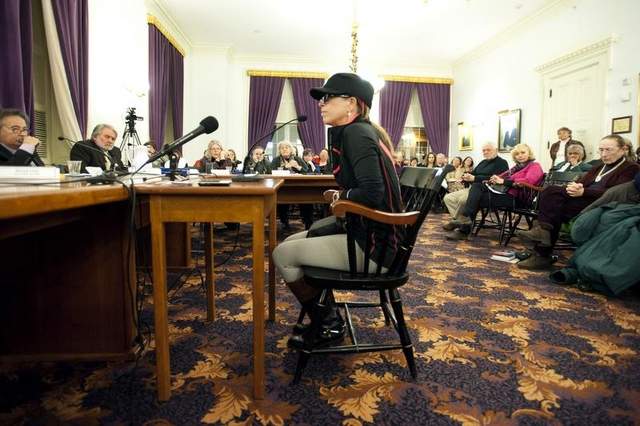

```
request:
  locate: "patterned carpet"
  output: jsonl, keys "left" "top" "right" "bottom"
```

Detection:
{"left": 2, "top": 213, "right": 640, "bottom": 425}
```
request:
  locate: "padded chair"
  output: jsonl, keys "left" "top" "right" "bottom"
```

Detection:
{"left": 291, "top": 166, "right": 442, "bottom": 383}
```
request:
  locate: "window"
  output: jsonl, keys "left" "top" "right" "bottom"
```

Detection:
{"left": 264, "top": 80, "right": 303, "bottom": 161}
{"left": 395, "top": 89, "right": 431, "bottom": 161}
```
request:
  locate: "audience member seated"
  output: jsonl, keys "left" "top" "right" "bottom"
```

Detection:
{"left": 462, "top": 156, "right": 474, "bottom": 174}
{"left": 70, "top": 124, "right": 126, "bottom": 173}
{"left": 445, "top": 156, "right": 465, "bottom": 193}
{"left": 0, "top": 108, "right": 43, "bottom": 166}
{"left": 420, "top": 152, "right": 436, "bottom": 168}
{"left": 517, "top": 134, "right": 640, "bottom": 269}
{"left": 225, "top": 148, "right": 242, "bottom": 171}
{"left": 272, "top": 140, "right": 309, "bottom": 229}
{"left": 623, "top": 138, "right": 636, "bottom": 163}
{"left": 302, "top": 148, "right": 319, "bottom": 174}
{"left": 144, "top": 141, "right": 165, "bottom": 168}
{"left": 394, "top": 151, "right": 405, "bottom": 175}
{"left": 409, "top": 157, "right": 419, "bottom": 167}
{"left": 549, "top": 126, "right": 584, "bottom": 168}
{"left": 549, "top": 200, "right": 640, "bottom": 295}
{"left": 446, "top": 143, "right": 543, "bottom": 240}
{"left": 550, "top": 143, "right": 592, "bottom": 173}
{"left": 317, "top": 148, "right": 331, "bottom": 174}
{"left": 435, "top": 153, "right": 448, "bottom": 168}
{"left": 246, "top": 147, "right": 272, "bottom": 174}
{"left": 194, "top": 140, "right": 231, "bottom": 172}
{"left": 443, "top": 143, "right": 509, "bottom": 231}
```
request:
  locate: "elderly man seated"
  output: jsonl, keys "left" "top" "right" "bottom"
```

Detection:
{"left": 517, "top": 134, "right": 640, "bottom": 269}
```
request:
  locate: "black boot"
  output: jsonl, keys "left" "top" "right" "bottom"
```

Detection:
{"left": 288, "top": 292, "right": 345, "bottom": 349}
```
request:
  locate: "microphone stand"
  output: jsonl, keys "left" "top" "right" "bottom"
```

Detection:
{"left": 233, "top": 116, "right": 304, "bottom": 182}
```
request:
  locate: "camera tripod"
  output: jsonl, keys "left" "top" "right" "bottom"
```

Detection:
{"left": 119, "top": 107, "right": 143, "bottom": 166}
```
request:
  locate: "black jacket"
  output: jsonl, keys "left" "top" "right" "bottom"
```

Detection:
{"left": 471, "top": 156, "right": 509, "bottom": 182}
{"left": 270, "top": 155, "right": 309, "bottom": 173}
{"left": 69, "top": 140, "right": 126, "bottom": 173}
{"left": 247, "top": 159, "right": 272, "bottom": 174}
{"left": 0, "top": 144, "right": 45, "bottom": 166}
{"left": 329, "top": 118, "right": 404, "bottom": 267}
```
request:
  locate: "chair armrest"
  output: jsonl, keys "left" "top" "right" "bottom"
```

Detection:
{"left": 331, "top": 200, "right": 419, "bottom": 225}
{"left": 514, "top": 182, "right": 544, "bottom": 192}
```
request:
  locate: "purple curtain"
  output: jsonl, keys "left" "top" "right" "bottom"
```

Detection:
{"left": 149, "top": 25, "right": 183, "bottom": 150}
{"left": 380, "top": 81, "right": 413, "bottom": 148}
{"left": 0, "top": 0, "right": 34, "bottom": 131}
{"left": 169, "top": 49, "right": 183, "bottom": 140}
{"left": 416, "top": 83, "right": 451, "bottom": 155}
{"left": 290, "top": 77, "right": 325, "bottom": 154}
{"left": 247, "top": 76, "right": 285, "bottom": 150}
{"left": 51, "top": 0, "right": 88, "bottom": 139}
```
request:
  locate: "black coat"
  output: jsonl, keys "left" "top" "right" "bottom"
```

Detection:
{"left": 0, "top": 144, "right": 45, "bottom": 166}
{"left": 69, "top": 140, "right": 126, "bottom": 173}
{"left": 270, "top": 155, "right": 309, "bottom": 173}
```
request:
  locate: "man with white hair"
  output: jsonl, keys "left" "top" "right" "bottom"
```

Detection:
{"left": 70, "top": 123, "right": 126, "bottom": 173}
{"left": 442, "top": 143, "right": 508, "bottom": 230}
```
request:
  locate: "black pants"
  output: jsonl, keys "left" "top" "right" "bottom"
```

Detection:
{"left": 278, "top": 204, "right": 315, "bottom": 229}
{"left": 462, "top": 182, "right": 516, "bottom": 219}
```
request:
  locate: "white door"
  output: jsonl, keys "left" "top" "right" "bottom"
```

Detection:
{"left": 540, "top": 52, "right": 607, "bottom": 170}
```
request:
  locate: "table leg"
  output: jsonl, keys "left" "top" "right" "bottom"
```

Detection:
{"left": 252, "top": 206, "right": 265, "bottom": 399}
{"left": 268, "top": 197, "right": 277, "bottom": 322}
{"left": 150, "top": 200, "right": 171, "bottom": 401}
{"left": 204, "top": 223, "right": 215, "bottom": 321}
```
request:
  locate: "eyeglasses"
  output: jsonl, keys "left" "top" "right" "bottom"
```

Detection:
{"left": 2, "top": 125, "right": 29, "bottom": 134}
{"left": 319, "top": 94, "right": 351, "bottom": 104}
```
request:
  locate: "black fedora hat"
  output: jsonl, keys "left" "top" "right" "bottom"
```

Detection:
{"left": 310, "top": 73, "right": 374, "bottom": 108}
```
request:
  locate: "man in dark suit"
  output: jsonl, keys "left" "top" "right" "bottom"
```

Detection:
{"left": 70, "top": 124, "right": 126, "bottom": 173}
{"left": 0, "top": 108, "right": 44, "bottom": 166}
{"left": 503, "top": 128, "right": 517, "bottom": 149}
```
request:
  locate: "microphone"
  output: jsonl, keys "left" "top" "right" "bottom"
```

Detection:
{"left": 146, "top": 116, "right": 218, "bottom": 165}
{"left": 58, "top": 135, "right": 116, "bottom": 170}
{"left": 235, "top": 115, "right": 307, "bottom": 181}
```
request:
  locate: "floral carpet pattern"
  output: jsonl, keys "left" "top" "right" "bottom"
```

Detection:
{"left": 2, "top": 214, "right": 640, "bottom": 425}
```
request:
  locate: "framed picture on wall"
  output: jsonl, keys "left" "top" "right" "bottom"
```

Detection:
{"left": 458, "top": 122, "right": 473, "bottom": 151}
{"left": 497, "top": 109, "right": 521, "bottom": 152}
{"left": 611, "top": 116, "right": 632, "bottom": 134}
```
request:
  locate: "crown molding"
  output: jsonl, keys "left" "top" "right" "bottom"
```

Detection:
{"left": 246, "top": 70, "right": 328, "bottom": 79}
{"left": 453, "top": 0, "right": 567, "bottom": 67}
{"left": 147, "top": 0, "right": 192, "bottom": 51}
{"left": 382, "top": 75, "right": 453, "bottom": 85}
{"left": 535, "top": 36, "right": 615, "bottom": 73}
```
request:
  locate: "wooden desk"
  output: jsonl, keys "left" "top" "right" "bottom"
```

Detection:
{"left": 0, "top": 183, "right": 135, "bottom": 361}
{"left": 270, "top": 174, "right": 338, "bottom": 204}
{"left": 135, "top": 179, "right": 282, "bottom": 401}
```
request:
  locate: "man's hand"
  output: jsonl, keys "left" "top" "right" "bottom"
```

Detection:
{"left": 566, "top": 182, "right": 584, "bottom": 197}
{"left": 461, "top": 173, "right": 475, "bottom": 182}
{"left": 489, "top": 175, "right": 504, "bottom": 185}
{"left": 21, "top": 136, "right": 40, "bottom": 147}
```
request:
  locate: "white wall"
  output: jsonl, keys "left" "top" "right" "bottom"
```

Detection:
{"left": 450, "top": 0, "right": 640, "bottom": 165}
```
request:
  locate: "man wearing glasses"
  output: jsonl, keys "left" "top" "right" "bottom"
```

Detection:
{"left": 0, "top": 108, "right": 44, "bottom": 166}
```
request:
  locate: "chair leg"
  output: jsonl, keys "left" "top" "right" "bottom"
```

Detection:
{"left": 379, "top": 290, "right": 391, "bottom": 325}
{"left": 292, "top": 350, "right": 311, "bottom": 384}
{"left": 389, "top": 289, "right": 417, "bottom": 379}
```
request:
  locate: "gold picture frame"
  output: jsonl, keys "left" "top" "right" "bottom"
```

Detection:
{"left": 458, "top": 122, "right": 473, "bottom": 151}
{"left": 611, "top": 115, "right": 632, "bottom": 134}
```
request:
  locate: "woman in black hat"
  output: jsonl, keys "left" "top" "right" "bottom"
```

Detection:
{"left": 272, "top": 73, "right": 403, "bottom": 348}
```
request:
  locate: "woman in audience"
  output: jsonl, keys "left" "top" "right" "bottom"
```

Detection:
{"left": 517, "top": 134, "right": 640, "bottom": 269}
{"left": 194, "top": 140, "right": 231, "bottom": 172}
{"left": 302, "top": 148, "right": 319, "bottom": 174}
{"left": 445, "top": 156, "right": 465, "bottom": 193}
{"left": 421, "top": 152, "right": 436, "bottom": 168}
{"left": 317, "top": 148, "right": 331, "bottom": 174}
{"left": 623, "top": 138, "right": 637, "bottom": 162}
{"left": 446, "top": 143, "right": 544, "bottom": 240}
{"left": 248, "top": 147, "right": 271, "bottom": 174}
{"left": 394, "top": 151, "right": 405, "bottom": 175}
{"left": 273, "top": 73, "right": 403, "bottom": 348}
{"left": 225, "top": 149, "right": 242, "bottom": 171}
{"left": 271, "top": 140, "right": 307, "bottom": 173}
{"left": 462, "top": 156, "right": 474, "bottom": 173}
{"left": 409, "top": 157, "right": 419, "bottom": 167}
{"left": 550, "top": 144, "right": 592, "bottom": 172}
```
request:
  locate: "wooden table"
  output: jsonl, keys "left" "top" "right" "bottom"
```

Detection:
{"left": 0, "top": 182, "right": 135, "bottom": 361}
{"left": 270, "top": 174, "right": 338, "bottom": 204}
{"left": 135, "top": 179, "right": 282, "bottom": 401}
